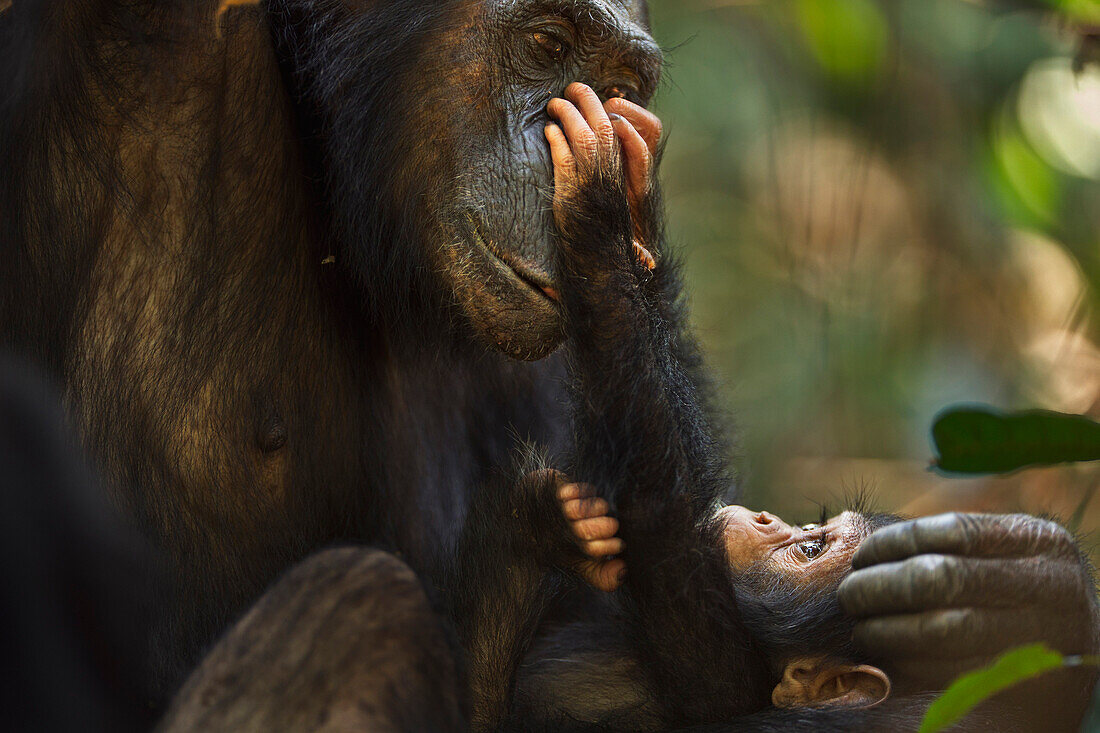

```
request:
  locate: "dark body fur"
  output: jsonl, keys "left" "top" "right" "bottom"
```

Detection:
{"left": 0, "top": 0, "right": 818, "bottom": 725}
{"left": 0, "top": 1, "right": 955, "bottom": 729}
{"left": 436, "top": 101, "right": 926, "bottom": 731}
{"left": 0, "top": 1, "right": 1062, "bottom": 731}
{"left": 0, "top": 0, "right": 571, "bottom": 691}
{"left": 433, "top": 79, "right": 1004, "bottom": 731}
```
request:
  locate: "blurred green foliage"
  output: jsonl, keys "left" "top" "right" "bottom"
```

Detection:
{"left": 918, "top": 643, "right": 1069, "bottom": 733}
{"left": 931, "top": 406, "right": 1100, "bottom": 473}
{"left": 648, "top": 0, "right": 1100, "bottom": 519}
{"left": 1043, "top": 0, "right": 1100, "bottom": 24}
{"left": 794, "top": 0, "right": 887, "bottom": 83}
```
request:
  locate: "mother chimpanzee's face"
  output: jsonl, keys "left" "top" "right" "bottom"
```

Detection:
{"left": 279, "top": 0, "right": 659, "bottom": 357}
{"left": 423, "top": 0, "right": 662, "bottom": 359}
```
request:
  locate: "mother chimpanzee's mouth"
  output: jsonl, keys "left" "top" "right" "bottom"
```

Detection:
{"left": 468, "top": 218, "right": 560, "bottom": 303}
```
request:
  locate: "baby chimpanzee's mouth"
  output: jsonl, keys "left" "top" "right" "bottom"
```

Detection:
{"left": 468, "top": 217, "right": 560, "bottom": 303}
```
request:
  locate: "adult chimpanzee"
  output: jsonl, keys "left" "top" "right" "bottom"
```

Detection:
{"left": 0, "top": 0, "right": 1096, "bottom": 723}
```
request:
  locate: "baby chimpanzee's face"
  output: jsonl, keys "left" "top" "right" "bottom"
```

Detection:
{"left": 716, "top": 505, "right": 897, "bottom": 711}
{"left": 716, "top": 506, "right": 869, "bottom": 585}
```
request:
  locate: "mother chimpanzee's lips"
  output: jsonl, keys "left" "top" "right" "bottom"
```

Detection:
{"left": 469, "top": 219, "right": 560, "bottom": 303}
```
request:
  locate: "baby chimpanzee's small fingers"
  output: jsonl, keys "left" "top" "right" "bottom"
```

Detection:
{"left": 583, "top": 537, "right": 624, "bottom": 558}
{"left": 544, "top": 123, "right": 574, "bottom": 178}
{"left": 565, "top": 82, "right": 614, "bottom": 152}
{"left": 557, "top": 482, "right": 594, "bottom": 502}
{"left": 525, "top": 467, "right": 566, "bottom": 490}
{"left": 572, "top": 516, "right": 619, "bottom": 541}
{"left": 610, "top": 116, "right": 650, "bottom": 201}
{"left": 562, "top": 497, "right": 609, "bottom": 521}
{"left": 591, "top": 558, "right": 627, "bottom": 592}
{"left": 547, "top": 97, "right": 598, "bottom": 160}
{"left": 604, "top": 97, "right": 661, "bottom": 155}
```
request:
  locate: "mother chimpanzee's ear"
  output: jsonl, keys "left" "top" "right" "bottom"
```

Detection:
{"left": 771, "top": 656, "right": 891, "bottom": 710}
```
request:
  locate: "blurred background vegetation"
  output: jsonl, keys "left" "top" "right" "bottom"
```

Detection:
{"left": 647, "top": 0, "right": 1100, "bottom": 542}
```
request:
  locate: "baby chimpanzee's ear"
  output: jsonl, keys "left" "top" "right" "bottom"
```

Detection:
{"left": 771, "top": 656, "right": 891, "bottom": 710}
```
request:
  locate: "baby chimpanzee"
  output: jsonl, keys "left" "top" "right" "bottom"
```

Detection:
{"left": 444, "top": 82, "right": 918, "bottom": 733}
{"left": 542, "top": 479, "right": 901, "bottom": 724}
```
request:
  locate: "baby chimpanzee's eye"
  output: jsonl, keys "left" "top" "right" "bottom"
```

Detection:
{"left": 797, "top": 538, "right": 826, "bottom": 560}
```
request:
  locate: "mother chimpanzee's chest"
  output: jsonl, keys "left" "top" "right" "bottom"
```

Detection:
{"left": 368, "top": 350, "right": 573, "bottom": 566}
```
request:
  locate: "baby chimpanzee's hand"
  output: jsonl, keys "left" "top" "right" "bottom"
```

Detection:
{"left": 545, "top": 83, "right": 656, "bottom": 274}
{"left": 605, "top": 95, "right": 662, "bottom": 268}
{"left": 557, "top": 481, "right": 625, "bottom": 592}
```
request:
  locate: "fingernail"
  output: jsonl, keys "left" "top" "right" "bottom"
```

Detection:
{"left": 608, "top": 113, "right": 622, "bottom": 121}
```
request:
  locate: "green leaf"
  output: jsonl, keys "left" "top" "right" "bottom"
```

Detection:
{"left": 931, "top": 406, "right": 1100, "bottom": 474}
{"left": 989, "top": 115, "right": 1061, "bottom": 227}
{"left": 1040, "top": 0, "right": 1100, "bottom": 25}
{"left": 919, "top": 644, "right": 1066, "bottom": 733}
{"left": 794, "top": 0, "right": 888, "bottom": 83}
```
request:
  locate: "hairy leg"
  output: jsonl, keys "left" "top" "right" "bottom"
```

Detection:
{"left": 160, "top": 547, "right": 463, "bottom": 733}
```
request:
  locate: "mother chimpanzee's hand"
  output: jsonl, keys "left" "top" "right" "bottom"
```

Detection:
{"left": 838, "top": 512, "right": 1100, "bottom": 729}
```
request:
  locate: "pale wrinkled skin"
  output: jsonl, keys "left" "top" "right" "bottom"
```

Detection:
{"left": 838, "top": 512, "right": 1100, "bottom": 727}
{"left": 716, "top": 505, "right": 867, "bottom": 588}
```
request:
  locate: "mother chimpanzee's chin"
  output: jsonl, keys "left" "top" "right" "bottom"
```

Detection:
{"left": 441, "top": 224, "right": 565, "bottom": 360}
{"left": 440, "top": 208, "right": 565, "bottom": 359}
